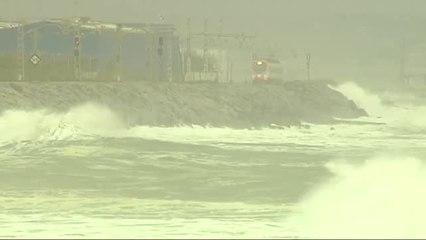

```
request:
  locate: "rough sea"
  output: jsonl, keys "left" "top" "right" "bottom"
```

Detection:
{"left": 1, "top": 82, "right": 426, "bottom": 239}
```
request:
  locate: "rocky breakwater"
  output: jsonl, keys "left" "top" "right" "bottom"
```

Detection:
{"left": 0, "top": 80, "right": 367, "bottom": 128}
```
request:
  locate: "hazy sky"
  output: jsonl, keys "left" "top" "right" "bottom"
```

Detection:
{"left": 2, "top": 0, "right": 426, "bottom": 43}
{"left": 2, "top": 0, "right": 426, "bottom": 22}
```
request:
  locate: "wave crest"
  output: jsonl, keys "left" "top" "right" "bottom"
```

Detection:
{"left": 334, "top": 82, "right": 426, "bottom": 132}
{"left": 289, "top": 154, "right": 426, "bottom": 239}
{"left": 0, "top": 103, "right": 124, "bottom": 143}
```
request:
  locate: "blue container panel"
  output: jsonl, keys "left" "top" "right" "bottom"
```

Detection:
{"left": 0, "top": 21, "right": 184, "bottom": 81}
{"left": 0, "top": 28, "right": 19, "bottom": 53}
{"left": 85, "top": 31, "right": 116, "bottom": 71}
{"left": 121, "top": 33, "right": 146, "bottom": 79}
{"left": 35, "top": 24, "right": 74, "bottom": 55}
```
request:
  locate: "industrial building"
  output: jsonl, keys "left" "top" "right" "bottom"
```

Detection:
{"left": 0, "top": 18, "right": 184, "bottom": 82}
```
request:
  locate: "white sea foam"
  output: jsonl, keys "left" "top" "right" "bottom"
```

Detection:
{"left": 289, "top": 154, "right": 426, "bottom": 239}
{"left": 334, "top": 82, "right": 426, "bottom": 132}
{"left": 0, "top": 102, "right": 124, "bottom": 143}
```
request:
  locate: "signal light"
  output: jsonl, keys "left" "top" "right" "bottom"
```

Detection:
{"left": 75, "top": 37, "right": 80, "bottom": 47}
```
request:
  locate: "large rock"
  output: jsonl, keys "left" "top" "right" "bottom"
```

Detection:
{"left": 0, "top": 80, "right": 367, "bottom": 128}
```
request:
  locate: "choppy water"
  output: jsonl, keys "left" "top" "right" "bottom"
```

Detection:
{"left": 1, "top": 82, "right": 426, "bottom": 239}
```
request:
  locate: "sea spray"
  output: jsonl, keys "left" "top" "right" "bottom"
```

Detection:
{"left": 289, "top": 154, "right": 426, "bottom": 239}
{"left": 334, "top": 82, "right": 426, "bottom": 132}
{"left": 0, "top": 102, "right": 124, "bottom": 143}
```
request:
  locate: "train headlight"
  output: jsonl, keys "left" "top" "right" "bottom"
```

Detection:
{"left": 257, "top": 61, "right": 263, "bottom": 65}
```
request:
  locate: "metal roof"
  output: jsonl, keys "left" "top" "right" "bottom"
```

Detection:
{"left": 0, "top": 21, "right": 24, "bottom": 30}
{"left": 0, "top": 18, "right": 175, "bottom": 34}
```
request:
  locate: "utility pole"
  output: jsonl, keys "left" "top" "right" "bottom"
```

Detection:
{"left": 72, "top": 1, "right": 82, "bottom": 81}
{"left": 218, "top": 18, "right": 224, "bottom": 83}
{"left": 158, "top": 36, "right": 164, "bottom": 81}
{"left": 306, "top": 53, "right": 311, "bottom": 81}
{"left": 149, "top": 31, "right": 154, "bottom": 81}
{"left": 116, "top": 23, "right": 123, "bottom": 81}
{"left": 74, "top": 23, "right": 82, "bottom": 81}
{"left": 203, "top": 18, "right": 209, "bottom": 79}
{"left": 229, "top": 60, "right": 233, "bottom": 83}
{"left": 167, "top": 32, "right": 173, "bottom": 82}
{"left": 17, "top": 22, "right": 25, "bottom": 81}
{"left": 186, "top": 17, "right": 192, "bottom": 81}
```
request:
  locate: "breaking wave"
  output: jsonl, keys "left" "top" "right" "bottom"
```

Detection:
{"left": 0, "top": 102, "right": 124, "bottom": 143}
{"left": 0, "top": 106, "right": 394, "bottom": 153}
{"left": 0, "top": 97, "right": 423, "bottom": 153}
{"left": 334, "top": 82, "right": 426, "bottom": 132}
{"left": 1, "top": 83, "right": 425, "bottom": 149}
{"left": 289, "top": 154, "right": 426, "bottom": 239}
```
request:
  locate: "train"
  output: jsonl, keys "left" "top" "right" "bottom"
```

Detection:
{"left": 252, "top": 57, "right": 284, "bottom": 83}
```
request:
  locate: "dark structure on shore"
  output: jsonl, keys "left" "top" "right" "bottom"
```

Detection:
{"left": 0, "top": 18, "right": 184, "bottom": 82}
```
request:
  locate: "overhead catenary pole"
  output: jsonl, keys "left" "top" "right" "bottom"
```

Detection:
{"left": 218, "top": 18, "right": 224, "bottom": 83}
{"left": 72, "top": 0, "right": 82, "bottom": 81}
{"left": 191, "top": 23, "right": 255, "bottom": 83}
{"left": 167, "top": 30, "right": 173, "bottom": 82}
{"left": 116, "top": 23, "right": 123, "bottom": 81}
{"left": 16, "top": 22, "right": 25, "bottom": 81}
{"left": 158, "top": 35, "right": 165, "bottom": 82}
{"left": 203, "top": 18, "right": 209, "bottom": 79}
{"left": 149, "top": 30, "right": 155, "bottom": 81}
{"left": 74, "top": 22, "right": 82, "bottom": 81}
{"left": 226, "top": 55, "right": 230, "bottom": 83}
{"left": 229, "top": 60, "right": 233, "bottom": 83}
{"left": 306, "top": 53, "right": 311, "bottom": 81}
{"left": 186, "top": 17, "right": 192, "bottom": 81}
{"left": 75, "top": 1, "right": 84, "bottom": 80}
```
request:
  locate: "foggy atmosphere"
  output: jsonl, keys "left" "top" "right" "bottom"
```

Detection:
{"left": 0, "top": 0, "right": 426, "bottom": 238}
